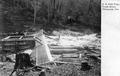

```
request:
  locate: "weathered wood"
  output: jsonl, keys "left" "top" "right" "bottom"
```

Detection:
{"left": 10, "top": 52, "right": 34, "bottom": 76}
{"left": 52, "top": 61, "right": 81, "bottom": 65}
{"left": 39, "top": 61, "right": 81, "bottom": 65}
{"left": 61, "top": 54, "right": 79, "bottom": 58}
{"left": 49, "top": 45, "right": 81, "bottom": 49}
{"left": 14, "top": 53, "right": 34, "bottom": 69}
{"left": 50, "top": 49, "right": 78, "bottom": 54}
{"left": 58, "top": 58, "right": 80, "bottom": 63}
{"left": 0, "top": 36, "right": 35, "bottom": 54}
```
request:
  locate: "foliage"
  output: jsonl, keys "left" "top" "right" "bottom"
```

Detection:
{"left": 2, "top": 0, "right": 101, "bottom": 33}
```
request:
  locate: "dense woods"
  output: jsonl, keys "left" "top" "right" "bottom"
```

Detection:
{"left": 1, "top": 0, "right": 101, "bottom": 33}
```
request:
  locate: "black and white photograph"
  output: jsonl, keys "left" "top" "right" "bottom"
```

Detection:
{"left": 0, "top": 0, "right": 101, "bottom": 76}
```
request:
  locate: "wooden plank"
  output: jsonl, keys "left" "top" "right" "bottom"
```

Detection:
{"left": 50, "top": 49, "right": 78, "bottom": 54}
{"left": 62, "top": 54, "right": 79, "bottom": 58}
{"left": 57, "top": 58, "right": 80, "bottom": 63}
{"left": 49, "top": 45, "right": 81, "bottom": 49}
{"left": 0, "top": 36, "right": 35, "bottom": 54}
{"left": 40, "top": 61, "right": 81, "bottom": 65}
{"left": 2, "top": 38, "right": 35, "bottom": 41}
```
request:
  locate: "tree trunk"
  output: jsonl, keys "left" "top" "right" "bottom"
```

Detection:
{"left": 33, "top": 1, "right": 37, "bottom": 26}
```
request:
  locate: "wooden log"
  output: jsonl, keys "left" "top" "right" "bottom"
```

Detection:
{"left": 57, "top": 58, "right": 81, "bottom": 63}
{"left": 40, "top": 61, "right": 81, "bottom": 65}
{"left": 50, "top": 49, "right": 78, "bottom": 54}
{"left": 62, "top": 54, "right": 79, "bottom": 58}
{"left": 54, "top": 61, "right": 81, "bottom": 65}
{"left": 49, "top": 45, "right": 81, "bottom": 49}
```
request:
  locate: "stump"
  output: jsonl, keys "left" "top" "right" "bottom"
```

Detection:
{"left": 14, "top": 53, "right": 34, "bottom": 69}
{"left": 10, "top": 53, "right": 34, "bottom": 76}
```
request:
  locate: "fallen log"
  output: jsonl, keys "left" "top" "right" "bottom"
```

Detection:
{"left": 40, "top": 61, "right": 81, "bottom": 65}
{"left": 53, "top": 61, "right": 81, "bottom": 65}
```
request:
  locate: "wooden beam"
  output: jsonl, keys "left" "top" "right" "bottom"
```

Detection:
{"left": 50, "top": 49, "right": 78, "bottom": 54}
{"left": 49, "top": 45, "right": 81, "bottom": 49}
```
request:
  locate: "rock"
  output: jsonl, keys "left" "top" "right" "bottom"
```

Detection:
{"left": 80, "top": 62, "right": 92, "bottom": 71}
